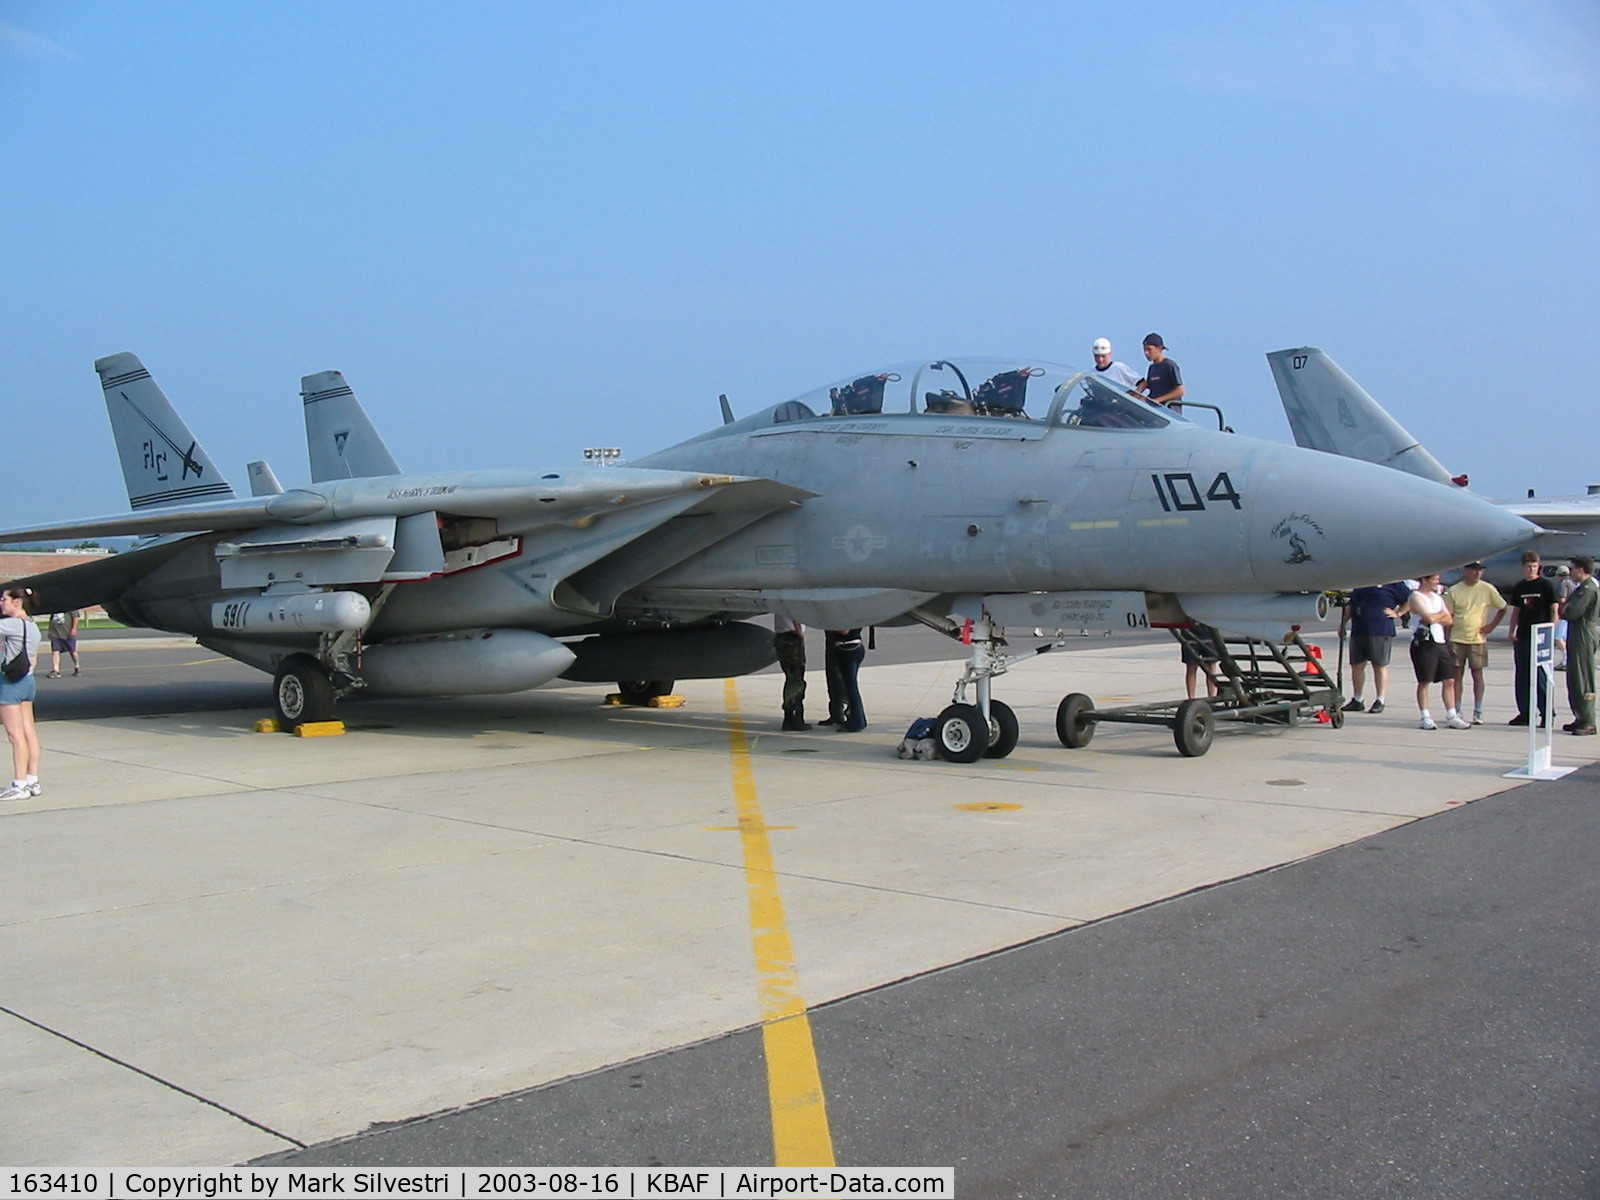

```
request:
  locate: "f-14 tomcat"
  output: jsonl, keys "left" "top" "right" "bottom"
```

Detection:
{"left": 1, "top": 352, "right": 1536, "bottom": 759}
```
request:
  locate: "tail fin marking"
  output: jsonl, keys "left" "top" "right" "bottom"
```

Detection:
{"left": 95, "top": 353, "right": 236, "bottom": 509}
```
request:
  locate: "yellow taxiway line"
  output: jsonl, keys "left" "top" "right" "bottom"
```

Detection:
{"left": 723, "top": 678, "right": 836, "bottom": 1168}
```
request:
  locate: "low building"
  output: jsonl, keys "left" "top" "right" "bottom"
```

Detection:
{"left": 0, "top": 549, "right": 114, "bottom": 619}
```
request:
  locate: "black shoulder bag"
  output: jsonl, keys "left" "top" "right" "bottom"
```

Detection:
{"left": 3, "top": 622, "right": 31, "bottom": 682}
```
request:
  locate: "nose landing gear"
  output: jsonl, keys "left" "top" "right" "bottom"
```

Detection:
{"left": 933, "top": 697, "right": 1018, "bottom": 762}
{"left": 928, "top": 615, "right": 1029, "bottom": 762}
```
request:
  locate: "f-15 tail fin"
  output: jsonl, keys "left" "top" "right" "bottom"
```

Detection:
{"left": 1267, "top": 347, "right": 1456, "bottom": 486}
{"left": 301, "top": 370, "right": 402, "bottom": 481}
{"left": 96, "top": 352, "right": 236, "bottom": 510}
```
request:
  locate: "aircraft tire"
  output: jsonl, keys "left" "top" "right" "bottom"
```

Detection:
{"left": 934, "top": 703, "right": 990, "bottom": 763}
{"left": 617, "top": 679, "right": 674, "bottom": 705}
{"left": 982, "top": 699, "right": 1020, "bottom": 759}
{"left": 1174, "top": 698, "right": 1215, "bottom": 758}
{"left": 274, "top": 654, "right": 336, "bottom": 727}
{"left": 1055, "top": 693, "right": 1096, "bottom": 749}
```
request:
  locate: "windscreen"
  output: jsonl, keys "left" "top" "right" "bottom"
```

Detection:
{"left": 1053, "top": 373, "right": 1172, "bottom": 429}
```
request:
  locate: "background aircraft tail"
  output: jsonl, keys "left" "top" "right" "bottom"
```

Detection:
{"left": 96, "top": 352, "right": 236, "bottom": 509}
{"left": 247, "top": 460, "right": 284, "bottom": 496}
{"left": 1267, "top": 347, "right": 1456, "bottom": 486}
{"left": 301, "top": 370, "right": 402, "bottom": 481}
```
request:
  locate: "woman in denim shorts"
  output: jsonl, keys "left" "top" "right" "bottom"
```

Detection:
{"left": 0, "top": 587, "right": 42, "bottom": 800}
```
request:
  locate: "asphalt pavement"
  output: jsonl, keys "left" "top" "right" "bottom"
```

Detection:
{"left": 259, "top": 764, "right": 1600, "bottom": 1198}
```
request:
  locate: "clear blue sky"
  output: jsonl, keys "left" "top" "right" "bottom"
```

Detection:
{"left": 3, "top": 0, "right": 1596, "bottom": 530}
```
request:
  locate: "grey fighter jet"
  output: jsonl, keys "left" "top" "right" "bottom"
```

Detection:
{"left": 1, "top": 352, "right": 1536, "bottom": 760}
{"left": 1269, "top": 346, "right": 1597, "bottom": 583}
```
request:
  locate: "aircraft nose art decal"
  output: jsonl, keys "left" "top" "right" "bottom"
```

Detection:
{"left": 1272, "top": 512, "right": 1325, "bottom": 564}
{"left": 833, "top": 525, "right": 886, "bottom": 562}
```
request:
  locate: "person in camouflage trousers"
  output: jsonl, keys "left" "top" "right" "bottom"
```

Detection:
{"left": 774, "top": 622, "right": 811, "bottom": 731}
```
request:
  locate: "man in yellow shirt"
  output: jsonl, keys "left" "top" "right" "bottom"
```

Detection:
{"left": 1446, "top": 561, "right": 1508, "bottom": 725}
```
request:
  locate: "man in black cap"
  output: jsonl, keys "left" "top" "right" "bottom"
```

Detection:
{"left": 1136, "top": 333, "right": 1185, "bottom": 408}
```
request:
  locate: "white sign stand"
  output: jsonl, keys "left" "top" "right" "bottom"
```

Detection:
{"left": 1505, "top": 623, "right": 1574, "bottom": 780}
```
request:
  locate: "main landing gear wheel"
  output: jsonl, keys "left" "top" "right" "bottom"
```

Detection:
{"left": 982, "top": 699, "right": 1019, "bottom": 759}
{"left": 1055, "top": 693, "right": 1097, "bottom": 749}
{"left": 617, "top": 679, "right": 674, "bottom": 705}
{"left": 274, "top": 653, "right": 336, "bottom": 727}
{"left": 1174, "top": 697, "right": 1215, "bottom": 757}
{"left": 934, "top": 703, "right": 990, "bottom": 763}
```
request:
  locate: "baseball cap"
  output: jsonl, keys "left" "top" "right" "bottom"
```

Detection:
{"left": 1091, "top": 338, "right": 1112, "bottom": 355}
{"left": 1464, "top": 560, "right": 1485, "bottom": 569}
{"left": 1143, "top": 333, "right": 1165, "bottom": 348}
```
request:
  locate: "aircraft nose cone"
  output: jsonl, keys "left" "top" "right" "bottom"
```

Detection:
{"left": 1249, "top": 448, "right": 1538, "bottom": 589}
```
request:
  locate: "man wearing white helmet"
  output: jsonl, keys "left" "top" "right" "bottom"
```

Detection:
{"left": 1090, "top": 338, "right": 1140, "bottom": 389}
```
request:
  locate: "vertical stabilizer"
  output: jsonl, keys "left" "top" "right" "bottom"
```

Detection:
{"left": 95, "top": 353, "right": 236, "bottom": 509}
{"left": 301, "top": 370, "right": 402, "bottom": 481}
{"left": 1266, "top": 347, "right": 1456, "bottom": 486}
{"left": 247, "top": 460, "right": 284, "bottom": 496}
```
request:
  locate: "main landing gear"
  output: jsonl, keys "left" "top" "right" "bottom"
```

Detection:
{"left": 269, "top": 587, "right": 393, "bottom": 728}
{"left": 273, "top": 653, "right": 338, "bottom": 726}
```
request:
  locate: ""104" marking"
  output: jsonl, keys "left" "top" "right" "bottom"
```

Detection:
{"left": 1151, "top": 471, "right": 1243, "bottom": 512}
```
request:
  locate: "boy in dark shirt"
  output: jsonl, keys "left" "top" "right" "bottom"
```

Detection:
{"left": 1137, "top": 333, "right": 1185, "bottom": 408}
{"left": 1506, "top": 551, "right": 1559, "bottom": 725}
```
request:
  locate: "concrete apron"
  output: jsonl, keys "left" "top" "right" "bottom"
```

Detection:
{"left": 1, "top": 639, "right": 1589, "bottom": 1167}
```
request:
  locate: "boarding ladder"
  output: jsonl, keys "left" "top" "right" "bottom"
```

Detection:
{"left": 1171, "top": 626, "right": 1344, "bottom": 724}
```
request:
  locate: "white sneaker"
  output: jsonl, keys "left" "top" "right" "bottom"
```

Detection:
{"left": 26, "top": 781, "right": 40, "bottom": 797}
{"left": 1472, "top": 710, "right": 1483, "bottom": 725}
{"left": 1446, "top": 714, "right": 1471, "bottom": 730}
{"left": 0, "top": 784, "right": 30, "bottom": 801}
{"left": 1420, "top": 716, "right": 1438, "bottom": 730}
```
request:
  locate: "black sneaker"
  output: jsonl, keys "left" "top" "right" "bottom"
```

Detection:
{"left": 1342, "top": 698, "right": 1365, "bottom": 712}
{"left": 1369, "top": 700, "right": 1385, "bottom": 714}
{"left": 1508, "top": 713, "right": 1530, "bottom": 726}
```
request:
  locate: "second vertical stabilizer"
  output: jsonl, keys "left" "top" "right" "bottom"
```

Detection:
{"left": 301, "top": 370, "right": 402, "bottom": 481}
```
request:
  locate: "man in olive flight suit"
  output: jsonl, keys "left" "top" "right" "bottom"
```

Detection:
{"left": 1562, "top": 556, "right": 1598, "bottom": 735}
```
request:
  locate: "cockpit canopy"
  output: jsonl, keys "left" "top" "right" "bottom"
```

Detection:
{"left": 773, "top": 357, "right": 1177, "bottom": 429}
